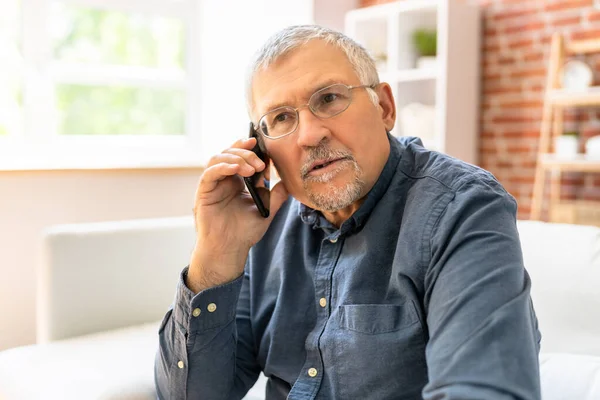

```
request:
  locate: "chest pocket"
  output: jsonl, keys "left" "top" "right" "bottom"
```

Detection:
{"left": 325, "top": 301, "right": 427, "bottom": 399}
{"left": 338, "top": 302, "right": 419, "bottom": 334}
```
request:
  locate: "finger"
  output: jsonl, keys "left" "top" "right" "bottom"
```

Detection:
{"left": 206, "top": 153, "right": 256, "bottom": 176}
{"left": 204, "top": 137, "right": 258, "bottom": 168}
{"left": 199, "top": 162, "right": 246, "bottom": 193}
{"left": 222, "top": 147, "right": 266, "bottom": 172}
{"left": 231, "top": 136, "right": 258, "bottom": 151}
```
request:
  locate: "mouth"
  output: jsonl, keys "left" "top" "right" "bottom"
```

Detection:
{"left": 306, "top": 157, "right": 350, "bottom": 177}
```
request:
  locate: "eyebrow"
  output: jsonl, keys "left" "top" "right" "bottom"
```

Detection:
{"left": 260, "top": 78, "right": 347, "bottom": 115}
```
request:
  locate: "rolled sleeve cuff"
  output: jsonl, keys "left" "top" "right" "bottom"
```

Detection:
{"left": 173, "top": 266, "right": 244, "bottom": 333}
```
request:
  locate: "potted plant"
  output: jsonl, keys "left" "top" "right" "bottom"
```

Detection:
{"left": 412, "top": 29, "right": 437, "bottom": 69}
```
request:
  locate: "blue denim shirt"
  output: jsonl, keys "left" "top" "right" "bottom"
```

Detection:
{"left": 155, "top": 135, "right": 541, "bottom": 400}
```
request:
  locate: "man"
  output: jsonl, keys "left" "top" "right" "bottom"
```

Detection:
{"left": 155, "top": 25, "right": 541, "bottom": 400}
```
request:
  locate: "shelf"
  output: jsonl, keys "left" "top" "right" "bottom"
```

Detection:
{"left": 539, "top": 154, "right": 600, "bottom": 172}
{"left": 346, "top": 0, "right": 438, "bottom": 22}
{"left": 548, "top": 87, "right": 600, "bottom": 107}
{"left": 550, "top": 200, "right": 600, "bottom": 226}
{"left": 531, "top": 33, "right": 600, "bottom": 223}
{"left": 345, "top": 0, "right": 480, "bottom": 165}
{"left": 381, "top": 68, "right": 437, "bottom": 83}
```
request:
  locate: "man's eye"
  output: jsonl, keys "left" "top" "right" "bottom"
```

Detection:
{"left": 321, "top": 93, "right": 338, "bottom": 103}
{"left": 274, "top": 113, "right": 289, "bottom": 123}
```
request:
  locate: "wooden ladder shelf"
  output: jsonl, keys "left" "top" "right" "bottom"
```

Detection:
{"left": 530, "top": 32, "right": 600, "bottom": 226}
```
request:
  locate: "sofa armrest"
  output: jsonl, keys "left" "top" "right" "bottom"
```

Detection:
{"left": 37, "top": 216, "right": 195, "bottom": 343}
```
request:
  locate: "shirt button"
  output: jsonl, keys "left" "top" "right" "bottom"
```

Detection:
{"left": 329, "top": 237, "right": 338, "bottom": 243}
{"left": 177, "top": 360, "right": 184, "bottom": 369}
{"left": 207, "top": 303, "right": 217, "bottom": 313}
{"left": 319, "top": 298, "right": 327, "bottom": 308}
{"left": 308, "top": 368, "right": 318, "bottom": 377}
{"left": 192, "top": 308, "right": 201, "bottom": 317}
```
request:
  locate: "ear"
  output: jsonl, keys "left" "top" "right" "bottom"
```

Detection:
{"left": 375, "top": 83, "right": 396, "bottom": 132}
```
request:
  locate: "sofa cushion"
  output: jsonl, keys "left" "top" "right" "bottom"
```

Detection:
{"left": 0, "top": 322, "right": 160, "bottom": 400}
{"left": 0, "top": 321, "right": 268, "bottom": 400}
{"left": 517, "top": 220, "right": 600, "bottom": 356}
{"left": 540, "top": 352, "right": 600, "bottom": 400}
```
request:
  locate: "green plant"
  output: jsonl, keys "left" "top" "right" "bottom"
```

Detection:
{"left": 412, "top": 29, "right": 437, "bottom": 57}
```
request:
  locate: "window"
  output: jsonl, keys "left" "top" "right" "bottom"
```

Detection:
{"left": 1, "top": 0, "right": 319, "bottom": 167}
{"left": 0, "top": 0, "right": 23, "bottom": 138}
{"left": 1, "top": 0, "right": 201, "bottom": 165}
{"left": 50, "top": 3, "right": 187, "bottom": 136}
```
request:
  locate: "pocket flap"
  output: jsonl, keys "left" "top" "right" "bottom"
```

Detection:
{"left": 338, "top": 302, "right": 418, "bottom": 334}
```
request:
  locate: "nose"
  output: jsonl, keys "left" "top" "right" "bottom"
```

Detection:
{"left": 295, "top": 107, "right": 331, "bottom": 148}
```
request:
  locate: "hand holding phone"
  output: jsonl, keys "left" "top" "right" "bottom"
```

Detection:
{"left": 243, "top": 122, "right": 270, "bottom": 218}
{"left": 186, "top": 125, "right": 289, "bottom": 292}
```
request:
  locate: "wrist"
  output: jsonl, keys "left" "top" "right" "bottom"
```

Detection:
{"left": 186, "top": 246, "right": 248, "bottom": 293}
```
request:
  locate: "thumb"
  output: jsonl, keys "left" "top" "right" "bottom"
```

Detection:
{"left": 268, "top": 180, "right": 290, "bottom": 219}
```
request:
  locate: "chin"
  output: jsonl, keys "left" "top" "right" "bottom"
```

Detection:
{"left": 305, "top": 178, "right": 364, "bottom": 212}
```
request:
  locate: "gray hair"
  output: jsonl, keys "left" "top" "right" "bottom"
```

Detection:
{"left": 245, "top": 25, "right": 380, "bottom": 118}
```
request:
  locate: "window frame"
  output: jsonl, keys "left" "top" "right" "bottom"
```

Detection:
{"left": 1, "top": 0, "right": 203, "bottom": 168}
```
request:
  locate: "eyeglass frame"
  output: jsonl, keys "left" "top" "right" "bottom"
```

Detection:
{"left": 253, "top": 83, "right": 378, "bottom": 140}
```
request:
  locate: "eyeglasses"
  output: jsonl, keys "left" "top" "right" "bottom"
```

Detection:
{"left": 255, "top": 83, "right": 375, "bottom": 140}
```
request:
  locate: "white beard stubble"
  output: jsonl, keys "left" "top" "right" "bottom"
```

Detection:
{"left": 301, "top": 147, "right": 365, "bottom": 212}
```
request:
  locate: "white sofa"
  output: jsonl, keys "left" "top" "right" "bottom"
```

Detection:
{"left": 0, "top": 217, "right": 598, "bottom": 399}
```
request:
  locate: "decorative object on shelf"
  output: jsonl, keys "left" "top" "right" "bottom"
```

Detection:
{"left": 560, "top": 59, "right": 594, "bottom": 90}
{"left": 371, "top": 52, "right": 388, "bottom": 71}
{"left": 412, "top": 29, "right": 437, "bottom": 69}
{"left": 399, "top": 102, "right": 436, "bottom": 146}
{"left": 554, "top": 131, "right": 579, "bottom": 157}
{"left": 586, "top": 135, "right": 600, "bottom": 158}
{"left": 366, "top": 38, "right": 388, "bottom": 71}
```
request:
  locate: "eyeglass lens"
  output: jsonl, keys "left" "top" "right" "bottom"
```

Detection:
{"left": 258, "top": 84, "right": 353, "bottom": 138}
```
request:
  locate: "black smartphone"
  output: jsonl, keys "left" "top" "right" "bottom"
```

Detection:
{"left": 243, "top": 122, "right": 270, "bottom": 218}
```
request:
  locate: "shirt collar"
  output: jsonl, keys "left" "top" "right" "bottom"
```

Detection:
{"left": 297, "top": 132, "right": 403, "bottom": 236}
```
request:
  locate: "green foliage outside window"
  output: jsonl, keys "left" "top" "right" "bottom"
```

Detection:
{"left": 56, "top": 85, "right": 185, "bottom": 135}
{"left": 52, "top": 5, "right": 185, "bottom": 68}
{"left": 52, "top": 6, "right": 186, "bottom": 135}
{"left": 1, "top": 4, "right": 188, "bottom": 137}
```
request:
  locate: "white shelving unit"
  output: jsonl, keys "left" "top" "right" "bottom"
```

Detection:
{"left": 345, "top": 0, "right": 480, "bottom": 165}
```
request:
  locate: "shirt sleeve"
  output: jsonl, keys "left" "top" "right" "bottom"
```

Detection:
{"left": 422, "top": 176, "right": 542, "bottom": 400}
{"left": 154, "top": 266, "right": 261, "bottom": 400}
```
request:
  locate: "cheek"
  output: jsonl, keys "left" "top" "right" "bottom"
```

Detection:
{"left": 268, "top": 148, "right": 300, "bottom": 186}
{"left": 338, "top": 116, "right": 376, "bottom": 153}
{"left": 339, "top": 114, "right": 386, "bottom": 170}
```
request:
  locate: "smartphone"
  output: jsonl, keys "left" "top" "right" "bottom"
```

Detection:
{"left": 243, "top": 122, "right": 270, "bottom": 218}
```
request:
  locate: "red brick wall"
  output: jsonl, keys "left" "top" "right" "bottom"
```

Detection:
{"left": 360, "top": 0, "right": 600, "bottom": 219}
